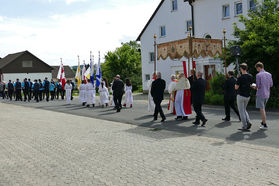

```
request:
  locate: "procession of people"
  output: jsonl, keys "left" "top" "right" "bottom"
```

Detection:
{"left": 147, "top": 61, "right": 273, "bottom": 131}
{"left": 0, "top": 61, "right": 273, "bottom": 131}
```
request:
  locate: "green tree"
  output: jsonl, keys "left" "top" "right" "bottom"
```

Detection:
{"left": 229, "top": 0, "right": 279, "bottom": 85}
{"left": 102, "top": 41, "right": 142, "bottom": 91}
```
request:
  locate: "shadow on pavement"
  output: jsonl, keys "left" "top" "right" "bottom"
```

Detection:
{"left": 215, "top": 121, "right": 232, "bottom": 128}
{"left": 125, "top": 119, "right": 207, "bottom": 140}
{"left": 226, "top": 129, "right": 268, "bottom": 144}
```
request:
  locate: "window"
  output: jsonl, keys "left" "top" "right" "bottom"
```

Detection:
{"left": 235, "top": 2, "right": 243, "bottom": 15}
{"left": 171, "top": 0, "right": 178, "bottom": 11}
{"left": 249, "top": 0, "right": 256, "bottom": 10}
{"left": 205, "top": 34, "right": 212, "bottom": 39}
{"left": 223, "top": 5, "right": 230, "bottom": 18}
{"left": 22, "top": 61, "right": 33, "bottom": 68}
{"left": 160, "top": 26, "right": 166, "bottom": 37}
{"left": 149, "top": 52, "right": 155, "bottom": 62}
{"left": 186, "top": 20, "right": 192, "bottom": 32}
{"left": 145, "top": 74, "right": 150, "bottom": 81}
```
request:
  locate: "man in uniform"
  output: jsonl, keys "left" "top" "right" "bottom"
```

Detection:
{"left": 7, "top": 80, "right": 14, "bottom": 101}
{"left": 23, "top": 78, "right": 30, "bottom": 102}
{"left": 28, "top": 79, "right": 33, "bottom": 101}
{"left": 14, "top": 79, "right": 22, "bottom": 101}
{"left": 43, "top": 77, "right": 50, "bottom": 102}
{"left": 33, "top": 79, "right": 40, "bottom": 102}
{"left": 38, "top": 79, "right": 43, "bottom": 101}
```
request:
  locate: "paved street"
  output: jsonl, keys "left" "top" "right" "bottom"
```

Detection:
{"left": 1, "top": 94, "right": 279, "bottom": 149}
{"left": 1, "top": 101, "right": 279, "bottom": 186}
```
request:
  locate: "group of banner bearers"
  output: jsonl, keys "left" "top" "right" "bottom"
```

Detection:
{"left": 0, "top": 77, "right": 69, "bottom": 102}
{"left": 0, "top": 76, "right": 134, "bottom": 111}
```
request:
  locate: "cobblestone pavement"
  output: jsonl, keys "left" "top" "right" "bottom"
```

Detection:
{"left": 1, "top": 102, "right": 279, "bottom": 186}
{"left": 1, "top": 94, "right": 279, "bottom": 148}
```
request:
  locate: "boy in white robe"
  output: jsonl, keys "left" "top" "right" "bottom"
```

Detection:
{"left": 86, "top": 79, "right": 96, "bottom": 107}
{"left": 79, "top": 80, "right": 87, "bottom": 106}
{"left": 168, "top": 75, "right": 177, "bottom": 114}
{"left": 99, "top": 82, "right": 109, "bottom": 107}
{"left": 65, "top": 80, "right": 72, "bottom": 104}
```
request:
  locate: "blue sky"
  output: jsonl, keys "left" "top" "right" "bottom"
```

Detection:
{"left": 0, "top": 0, "right": 161, "bottom": 65}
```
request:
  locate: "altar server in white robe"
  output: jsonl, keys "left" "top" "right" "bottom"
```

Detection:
{"left": 168, "top": 75, "right": 177, "bottom": 114}
{"left": 123, "top": 78, "right": 133, "bottom": 108}
{"left": 86, "top": 79, "right": 96, "bottom": 107}
{"left": 65, "top": 80, "right": 72, "bottom": 104}
{"left": 147, "top": 73, "right": 156, "bottom": 112}
{"left": 79, "top": 80, "right": 87, "bottom": 106}
{"left": 110, "top": 80, "right": 115, "bottom": 107}
{"left": 99, "top": 82, "right": 109, "bottom": 107}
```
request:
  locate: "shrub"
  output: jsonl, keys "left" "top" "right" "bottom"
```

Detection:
{"left": 209, "top": 73, "right": 226, "bottom": 95}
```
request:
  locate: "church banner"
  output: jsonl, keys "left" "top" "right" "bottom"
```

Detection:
{"left": 157, "top": 38, "right": 223, "bottom": 60}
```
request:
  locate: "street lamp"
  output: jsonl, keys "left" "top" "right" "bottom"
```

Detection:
{"left": 153, "top": 34, "right": 157, "bottom": 73}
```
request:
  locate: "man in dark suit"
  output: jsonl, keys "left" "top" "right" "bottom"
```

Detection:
{"left": 223, "top": 71, "right": 240, "bottom": 121}
{"left": 112, "top": 75, "right": 124, "bottom": 112}
{"left": 151, "top": 72, "right": 166, "bottom": 122}
{"left": 188, "top": 69, "right": 197, "bottom": 104}
{"left": 192, "top": 72, "right": 207, "bottom": 126}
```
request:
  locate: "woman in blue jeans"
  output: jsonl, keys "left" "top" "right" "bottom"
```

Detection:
{"left": 235, "top": 63, "right": 253, "bottom": 131}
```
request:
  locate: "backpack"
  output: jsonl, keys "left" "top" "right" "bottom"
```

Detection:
{"left": 44, "top": 80, "right": 50, "bottom": 90}
{"left": 16, "top": 82, "right": 21, "bottom": 89}
{"left": 0, "top": 84, "right": 3, "bottom": 91}
{"left": 34, "top": 83, "right": 40, "bottom": 90}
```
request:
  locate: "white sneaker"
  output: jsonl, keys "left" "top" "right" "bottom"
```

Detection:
{"left": 260, "top": 124, "right": 268, "bottom": 129}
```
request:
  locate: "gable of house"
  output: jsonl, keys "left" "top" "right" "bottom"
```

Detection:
{"left": 0, "top": 51, "right": 53, "bottom": 73}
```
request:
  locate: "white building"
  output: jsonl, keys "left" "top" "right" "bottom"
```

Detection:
{"left": 137, "top": 0, "right": 257, "bottom": 92}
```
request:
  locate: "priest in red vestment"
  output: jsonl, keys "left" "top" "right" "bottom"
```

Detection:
{"left": 173, "top": 73, "right": 192, "bottom": 120}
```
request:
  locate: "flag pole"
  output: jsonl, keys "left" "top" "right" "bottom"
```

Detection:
{"left": 60, "top": 58, "right": 63, "bottom": 82}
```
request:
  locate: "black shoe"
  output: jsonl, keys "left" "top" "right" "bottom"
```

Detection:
{"left": 82, "top": 102, "right": 86, "bottom": 106}
{"left": 161, "top": 118, "right": 166, "bottom": 122}
{"left": 92, "top": 104, "right": 95, "bottom": 107}
{"left": 182, "top": 116, "right": 188, "bottom": 120}
{"left": 116, "top": 109, "right": 121, "bottom": 112}
{"left": 238, "top": 128, "right": 250, "bottom": 132}
{"left": 153, "top": 118, "right": 158, "bottom": 121}
{"left": 222, "top": 117, "right": 230, "bottom": 121}
{"left": 175, "top": 116, "right": 182, "bottom": 121}
{"left": 247, "top": 122, "right": 252, "bottom": 130}
{"left": 201, "top": 119, "right": 208, "bottom": 127}
{"left": 193, "top": 121, "right": 200, "bottom": 125}
{"left": 86, "top": 105, "right": 90, "bottom": 108}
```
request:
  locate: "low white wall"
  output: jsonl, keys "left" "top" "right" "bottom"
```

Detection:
{"left": 2, "top": 73, "right": 52, "bottom": 82}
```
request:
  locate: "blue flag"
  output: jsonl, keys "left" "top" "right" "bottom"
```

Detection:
{"left": 96, "top": 51, "right": 102, "bottom": 87}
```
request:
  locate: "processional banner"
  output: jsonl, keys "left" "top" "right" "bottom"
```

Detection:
{"left": 157, "top": 38, "right": 223, "bottom": 60}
